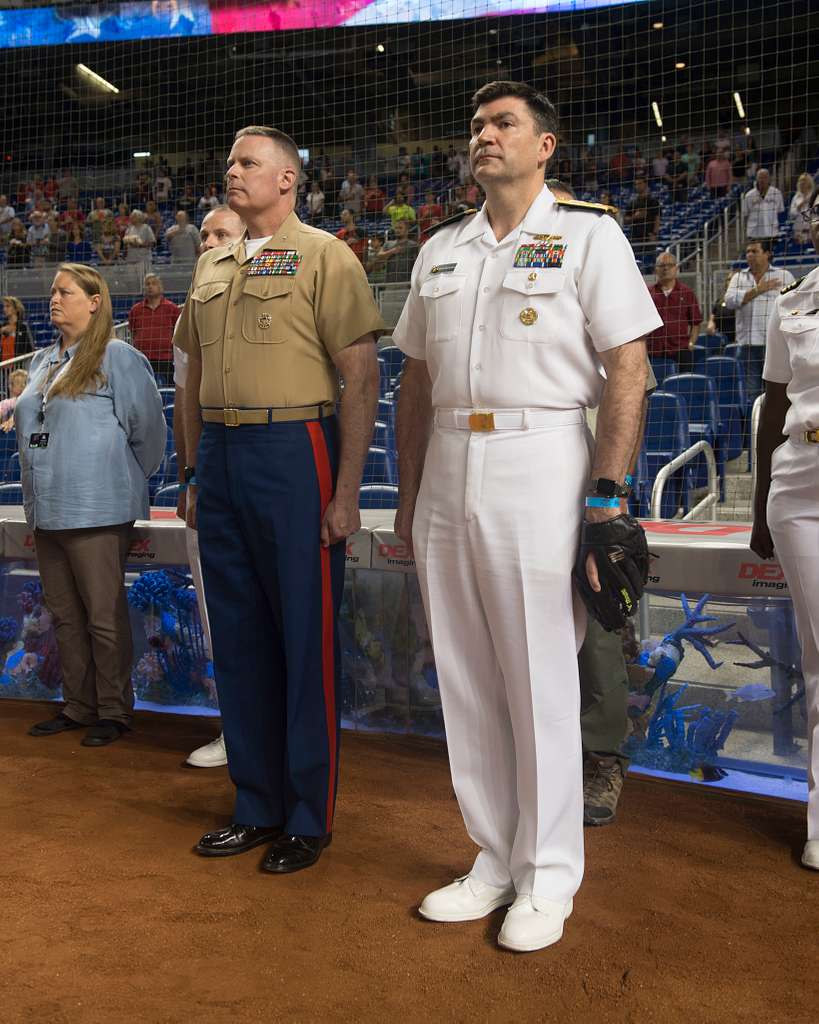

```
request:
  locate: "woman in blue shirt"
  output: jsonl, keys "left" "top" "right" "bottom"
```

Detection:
{"left": 16, "top": 263, "right": 166, "bottom": 746}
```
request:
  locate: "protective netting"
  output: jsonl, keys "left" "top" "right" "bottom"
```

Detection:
{"left": 0, "top": 0, "right": 815, "bottom": 516}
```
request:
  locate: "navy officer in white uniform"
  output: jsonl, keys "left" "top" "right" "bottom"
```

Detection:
{"left": 393, "top": 81, "right": 662, "bottom": 952}
{"left": 752, "top": 184, "right": 819, "bottom": 874}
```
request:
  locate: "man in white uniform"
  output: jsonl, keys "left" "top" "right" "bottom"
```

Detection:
{"left": 393, "top": 81, "right": 662, "bottom": 952}
{"left": 742, "top": 169, "right": 784, "bottom": 242}
{"left": 173, "top": 204, "right": 245, "bottom": 768}
{"left": 751, "top": 185, "right": 819, "bottom": 873}
{"left": 723, "top": 240, "right": 795, "bottom": 399}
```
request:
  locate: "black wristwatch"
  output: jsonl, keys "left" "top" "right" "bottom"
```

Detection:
{"left": 588, "top": 477, "right": 631, "bottom": 499}
{"left": 184, "top": 465, "right": 196, "bottom": 484}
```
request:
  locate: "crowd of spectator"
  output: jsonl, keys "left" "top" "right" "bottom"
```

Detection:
{"left": 0, "top": 133, "right": 816, "bottom": 293}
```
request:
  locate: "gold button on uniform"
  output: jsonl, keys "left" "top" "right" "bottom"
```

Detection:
{"left": 527, "top": 272, "right": 538, "bottom": 281}
{"left": 257, "top": 313, "right": 272, "bottom": 330}
{"left": 519, "top": 307, "right": 538, "bottom": 326}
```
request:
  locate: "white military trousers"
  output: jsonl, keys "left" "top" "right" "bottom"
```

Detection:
{"left": 185, "top": 513, "right": 212, "bottom": 655}
{"left": 413, "top": 409, "right": 591, "bottom": 901}
{"left": 768, "top": 439, "right": 819, "bottom": 841}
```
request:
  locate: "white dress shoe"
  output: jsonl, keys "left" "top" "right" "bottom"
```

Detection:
{"left": 802, "top": 840, "right": 819, "bottom": 871}
{"left": 419, "top": 874, "right": 515, "bottom": 922}
{"left": 186, "top": 733, "right": 227, "bottom": 768}
{"left": 497, "top": 894, "right": 573, "bottom": 952}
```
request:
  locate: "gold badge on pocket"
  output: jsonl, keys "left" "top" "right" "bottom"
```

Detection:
{"left": 519, "top": 307, "right": 538, "bottom": 326}
{"left": 257, "top": 314, "right": 272, "bottom": 329}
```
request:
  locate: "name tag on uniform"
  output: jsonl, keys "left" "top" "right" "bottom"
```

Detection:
{"left": 430, "top": 263, "right": 458, "bottom": 274}
{"left": 247, "top": 250, "right": 302, "bottom": 276}
{"left": 513, "top": 242, "right": 567, "bottom": 269}
{"left": 29, "top": 432, "right": 49, "bottom": 448}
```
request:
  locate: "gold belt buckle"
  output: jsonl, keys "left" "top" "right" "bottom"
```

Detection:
{"left": 468, "top": 411, "right": 496, "bottom": 432}
{"left": 223, "top": 408, "right": 240, "bottom": 427}
{"left": 805, "top": 429, "right": 819, "bottom": 444}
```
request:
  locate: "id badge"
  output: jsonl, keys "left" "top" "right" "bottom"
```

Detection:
{"left": 29, "top": 433, "right": 49, "bottom": 448}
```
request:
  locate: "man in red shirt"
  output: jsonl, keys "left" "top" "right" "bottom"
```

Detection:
{"left": 418, "top": 190, "right": 443, "bottom": 237}
{"left": 335, "top": 209, "right": 368, "bottom": 263}
{"left": 128, "top": 273, "right": 180, "bottom": 382}
{"left": 647, "top": 252, "right": 703, "bottom": 372}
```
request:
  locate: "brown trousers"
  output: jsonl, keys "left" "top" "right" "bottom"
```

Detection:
{"left": 34, "top": 523, "right": 135, "bottom": 726}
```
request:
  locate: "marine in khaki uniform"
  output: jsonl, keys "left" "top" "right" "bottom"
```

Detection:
{"left": 176, "top": 126, "right": 383, "bottom": 873}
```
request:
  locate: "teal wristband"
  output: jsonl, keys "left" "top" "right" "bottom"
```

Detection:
{"left": 585, "top": 496, "right": 621, "bottom": 509}
{"left": 625, "top": 474, "right": 634, "bottom": 487}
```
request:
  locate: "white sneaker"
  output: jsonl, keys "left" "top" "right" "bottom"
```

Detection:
{"left": 802, "top": 840, "right": 819, "bottom": 871}
{"left": 497, "top": 894, "right": 573, "bottom": 952}
{"left": 418, "top": 874, "right": 515, "bottom": 923}
{"left": 186, "top": 733, "right": 227, "bottom": 768}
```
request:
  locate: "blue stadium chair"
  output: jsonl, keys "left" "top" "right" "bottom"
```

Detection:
{"left": 158, "top": 387, "right": 176, "bottom": 406}
{"left": 689, "top": 345, "right": 708, "bottom": 373}
{"left": 0, "top": 482, "right": 23, "bottom": 504}
{"left": 662, "top": 373, "right": 725, "bottom": 499}
{"left": 698, "top": 334, "right": 725, "bottom": 356}
{"left": 4, "top": 451, "right": 20, "bottom": 483}
{"left": 163, "top": 451, "right": 178, "bottom": 487}
{"left": 372, "top": 420, "right": 392, "bottom": 450}
{"left": 628, "top": 447, "right": 652, "bottom": 518}
{"left": 363, "top": 446, "right": 395, "bottom": 486}
{"left": 650, "top": 357, "right": 678, "bottom": 386}
{"left": 643, "top": 390, "right": 691, "bottom": 518}
{"left": 0, "top": 430, "right": 18, "bottom": 480}
{"left": 359, "top": 484, "right": 399, "bottom": 510}
{"left": 378, "top": 345, "right": 405, "bottom": 387}
{"left": 153, "top": 484, "right": 181, "bottom": 508}
{"left": 705, "top": 356, "right": 747, "bottom": 463}
{"left": 377, "top": 398, "right": 394, "bottom": 426}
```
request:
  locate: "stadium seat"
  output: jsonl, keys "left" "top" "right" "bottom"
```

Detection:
{"left": 0, "top": 430, "right": 18, "bottom": 480}
{"left": 689, "top": 345, "right": 708, "bottom": 373}
{"left": 0, "top": 482, "right": 23, "bottom": 504}
{"left": 371, "top": 420, "right": 392, "bottom": 450}
{"left": 649, "top": 357, "right": 678, "bottom": 386}
{"left": 359, "top": 484, "right": 399, "bottom": 510}
{"left": 705, "top": 356, "right": 747, "bottom": 464}
{"left": 643, "top": 391, "right": 691, "bottom": 518}
{"left": 363, "top": 446, "right": 395, "bottom": 486}
{"left": 378, "top": 345, "right": 405, "bottom": 388}
{"left": 153, "top": 484, "right": 181, "bottom": 508}
{"left": 662, "top": 373, "right": 725, "bottom": 499}
{"left": 158, "top": 387, "right": 176, "bottom": 406}
{"left": 5, "top": 451, "right": 20, "bottom": 482}
{"left": 698, "top": 334, "right": 725, "bottom": 356}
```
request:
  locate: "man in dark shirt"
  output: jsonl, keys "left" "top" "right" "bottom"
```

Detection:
{"left": 625, "top": 177, "right": 660, "bottom": 245}
{"left": 647, "top": 252, "right": 702, "bottom": 371}
{"left": 663, "top": 149, "right": 689, "bottom": 205}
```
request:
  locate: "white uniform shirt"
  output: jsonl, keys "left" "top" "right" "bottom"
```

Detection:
{"left": 723, "top": 266, "right": 795, "bottom": 346}
{"left": 763, "top": 267, "right": 819, "bottom": 436}
{"left": 743, "top": 186, "right": 784, "bottom": 238}
{"left": 393, "top": 186, "right": 662, "bottom": 411}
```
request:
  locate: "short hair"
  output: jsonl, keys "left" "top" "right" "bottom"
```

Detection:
{"left": 201, "top": 204, "right": 238, "bottom": 219}
{"left": 746, "top": 238, "right": 772, "bottom": 254}
{"left": 471, "top": 81, "right": 559, "bottom": 138}
{"left": 9, "top": 368, "right": 28, "bottom": 387}
{"left": 144, "top": 273, "right": 163, "bottom": 286}
{"left": 234, "top": 126, "right": 301, "bottom": 170}
{"left": 544, "top": 178, "right": 576, "bottom": 200}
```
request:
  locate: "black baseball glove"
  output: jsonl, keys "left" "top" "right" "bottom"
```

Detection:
{"left": 572, "top": 514, "right": 650, "bottom": 632}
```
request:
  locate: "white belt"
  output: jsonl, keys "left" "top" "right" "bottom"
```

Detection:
{"left": 435, "top": 407, "right": 585, "bottom": 432}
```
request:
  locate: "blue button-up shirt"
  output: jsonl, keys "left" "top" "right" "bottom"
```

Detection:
{"left": 15, "top": 338, "right": 167, "bottom": 530}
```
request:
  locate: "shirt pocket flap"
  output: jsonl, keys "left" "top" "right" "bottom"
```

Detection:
{"left": 419, "top": 275, "right": 466, "bottom": 299}
{"left": 191, "top": 280, "right": 230, "bottom": 303}
{"left": 243, "top": 276, "right": 295, "bottom": 299}
{"left": 502, "top": 270, "right": 566, "bottom": 296}
{"left": 780, "top": 318, "right": 816, "bottom": 335}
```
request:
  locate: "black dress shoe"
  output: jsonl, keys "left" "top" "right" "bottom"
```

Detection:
{"left": 195, "top": 824, "right": 282, "bottom": 858}
{"left": 81, "top": 719, "right": 128, "bottom": 746}
{"left": 28, "top": 712, "right": 86, "bottom": 737}
{"left": 261, "top": 834, "right": 332, "bottom": 874}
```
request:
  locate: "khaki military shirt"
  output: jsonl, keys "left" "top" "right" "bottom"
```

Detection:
{"left": 175, "top": 211, "right": 384, "bottom": 408}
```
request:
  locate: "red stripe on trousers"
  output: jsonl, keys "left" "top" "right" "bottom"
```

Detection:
{"left": 305, "top": 420, "right": 337, "bottom": 834}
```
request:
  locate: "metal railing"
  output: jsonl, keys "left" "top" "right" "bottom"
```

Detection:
{"left": 650, "top": 439, "right": 718, "bottom": 521}
{"left": 749, "top": 392, "right": 764, "bottom": 504}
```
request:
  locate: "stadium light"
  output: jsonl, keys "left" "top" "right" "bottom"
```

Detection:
{"left": 733, "top": 92, "right": 746, "bottom": 119}
{"left": 661, "top": 135, "right": 667, "bottom": 143}
{"left": 652, "top": 21, "right": 664, "bottom": 29}
{"left": 133, "top": 151, "right": 151, "bottom": 158}
{"left": 76, "top": 63, "right": 120, "bottom": 94}
{"left": 674, "top": 62, "right": 686, "bottom": 70}
{"left": 651, "top": 101, "right": 663, "bottom": 128}
{"left": 375, "top": 43, "right": 385, "bottom": 53}
{"left": 744, "top": 126, "right": 752, "bottom": 136}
